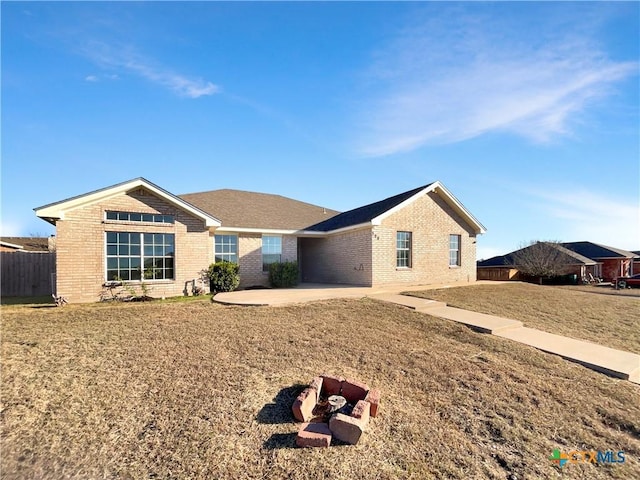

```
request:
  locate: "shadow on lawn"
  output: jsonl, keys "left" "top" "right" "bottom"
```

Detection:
{"left": 256, "top": 384, "right": 306, "bottom": 424}
{"left": 263, "top": 433, "right": 297, "bottom": 450}
{"left": 258, "top": 384, "right": 307, "bottom": 450}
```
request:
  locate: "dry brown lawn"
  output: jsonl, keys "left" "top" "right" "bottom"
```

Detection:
{"left": 408, "top": 283, "right": 640, "bottom": 354}
{"left": 2, "top": 297, "right": 639, "bottom": 479}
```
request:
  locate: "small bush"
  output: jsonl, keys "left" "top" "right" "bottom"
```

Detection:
{"left": 207, "top": 261, "right": 240, "bottom": 294}
{"left": 268, "top": 261, "right": 299, "bottom": 288}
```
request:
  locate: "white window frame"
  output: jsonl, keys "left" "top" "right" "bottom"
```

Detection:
{"left": 105, "top": 210, "right": 174, "bottom": 224}
{"left": 396, "top": 231, "right": 412, "bottom": 268}
{"left": 449, "top": 234, "right": 461, "bottom": 267}
{"left": 105, "top": 232, "right": 175, "bottom": 282}
{"left": 214, "top": 234, "right": 238, "bottom": 263}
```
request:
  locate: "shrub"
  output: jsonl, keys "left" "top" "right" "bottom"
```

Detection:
{"left": 207, "top": 261, "right": 240, "bottom": 294}
{"left": 268, "top": 261, "right": 299, "bottom": 288}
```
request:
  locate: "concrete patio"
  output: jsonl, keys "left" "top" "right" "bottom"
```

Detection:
{"left": 212, "top": 281, "right": 490, "bottom": 306}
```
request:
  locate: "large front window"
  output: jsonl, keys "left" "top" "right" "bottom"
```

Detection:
{"left": 262, "top": 235, "right": 282, "bottom": 272}
{"left": 397, "top": 231, "right": 412, "bottom": 268}
{"left": 106, "top": 232, "right": 175, "bottom": 281}
{"left": 214, "top": 235, "right": 238, "bottom": 263}
{"left": 449, "top": 234, "right": 461, "bottom": 267}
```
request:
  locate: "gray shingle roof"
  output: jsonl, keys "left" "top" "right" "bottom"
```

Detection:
{"left": 306, "top": 184, "right": 432, "bottom": 232}
{"left": 477, "top": 254, "right": 517, "bottom": 267}
{"left": 478, "top": 242, "right": 597, "bottom": 267}
{"left": 561, "top": 241, "right": 639, "bottom": 259}
{"left": 179, "top": 189, "right": 340, "bottom": 230}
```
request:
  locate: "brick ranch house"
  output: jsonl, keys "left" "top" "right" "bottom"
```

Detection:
{"left": 477, "top": 241, "right": 637, "bottom": 282}
{"left": 34, "top": 178, "right": 486, "bottom": 303}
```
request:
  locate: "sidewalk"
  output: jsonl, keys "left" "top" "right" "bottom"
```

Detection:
{"left": 369, "top": 293, "right": 640, "bottom": 384}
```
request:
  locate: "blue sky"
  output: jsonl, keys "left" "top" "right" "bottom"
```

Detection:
{"left": 2, "top": 1, "right": 638, "bottom": 258}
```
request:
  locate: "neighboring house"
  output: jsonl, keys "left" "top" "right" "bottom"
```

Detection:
{"left": 477, "top": 242, "right": 598, "bottom": 282}
{"left": 0, "top": 236, "right": 53, "bottom": 252}
{"left": 34, "top": 177, "right": 486, "bottom": 303}
{"left": 561, "top": 242, "right": 637, "bottom": 281}
{"left": 633, "top": 251, "right": 640, "bottom": 275}
{"left": 478, "top": 241, "right": 637, "bottom": 282}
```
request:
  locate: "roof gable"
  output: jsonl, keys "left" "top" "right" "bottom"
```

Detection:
{"left": 306, "top": 181, "right": 486, "bottom": 234}
{"left": 34, "top": 178, "right": 221, "bottom": 227}
{"left": 179, "top": 189, "right": 339, "bottom": 231}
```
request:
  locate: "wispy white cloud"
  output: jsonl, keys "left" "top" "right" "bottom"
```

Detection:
{"left": 353, "top": 6, "right": 638, "bottom": 157}
{"left": 81, "top": 42, "right": 219, "bottom": 98}
{"left": 85, "top": 73, "right": 119, "bottom": 82}
{"left": 123, "top": 59, "right": 219, "bottom": 98}
{"left": 526, "top": 188, "right": 639, "bottom": 251}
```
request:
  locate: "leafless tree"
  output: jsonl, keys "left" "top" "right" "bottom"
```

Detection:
{"left": 510, "top": 240, "right": 572, "bottom": 284}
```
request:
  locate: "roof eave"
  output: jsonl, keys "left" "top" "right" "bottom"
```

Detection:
{"left": 0, "top": 241, "right": 24, "bottom": 249}
{"left": 214, "top": 226, "right": 304, "bottom": 235}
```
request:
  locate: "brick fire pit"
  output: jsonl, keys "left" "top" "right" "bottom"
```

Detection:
{"left": 292, "top": 374, "right": 380, "bottom": 447}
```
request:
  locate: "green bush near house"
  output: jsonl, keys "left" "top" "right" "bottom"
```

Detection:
{"left": 207, "top": 261, "right": 240, "bottom": 294}
{"left": 268, "top": 261, "right": 299, "bottom": 288}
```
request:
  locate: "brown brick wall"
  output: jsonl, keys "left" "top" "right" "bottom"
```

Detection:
{"left": 236, "top": 233, "right": 297, "bottom": 288}
{"left": 299, "top": 229, "right": 373, "bottom": 285}
{"left": 372, "top": 191, "right": 477, "bottom": 285}
{"left": 56, "top": 189, "right": 210, "bottom": 303}
{"left": 298, "top": 191, "right": 480, "bottom": 286}
{"left": 601, "top": 258, "right": 631, "bottom": 281}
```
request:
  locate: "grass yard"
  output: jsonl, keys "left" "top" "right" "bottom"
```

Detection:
{"left": 1, "top": 297, "right": 639, "bottom": 479}
{"left": 408, "top": 283, "right": 640, "bottom": 354}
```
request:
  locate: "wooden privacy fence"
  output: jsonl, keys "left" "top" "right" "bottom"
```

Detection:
{"left": 476, "top": 267, "right": 521, "bottom": 281}
{"left": 1, "top": 252, "right": 56, "bottom": 297}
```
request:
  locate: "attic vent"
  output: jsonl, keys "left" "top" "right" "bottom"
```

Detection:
{"left": 138, "top": 188, "right": 146, "bottom": 195}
